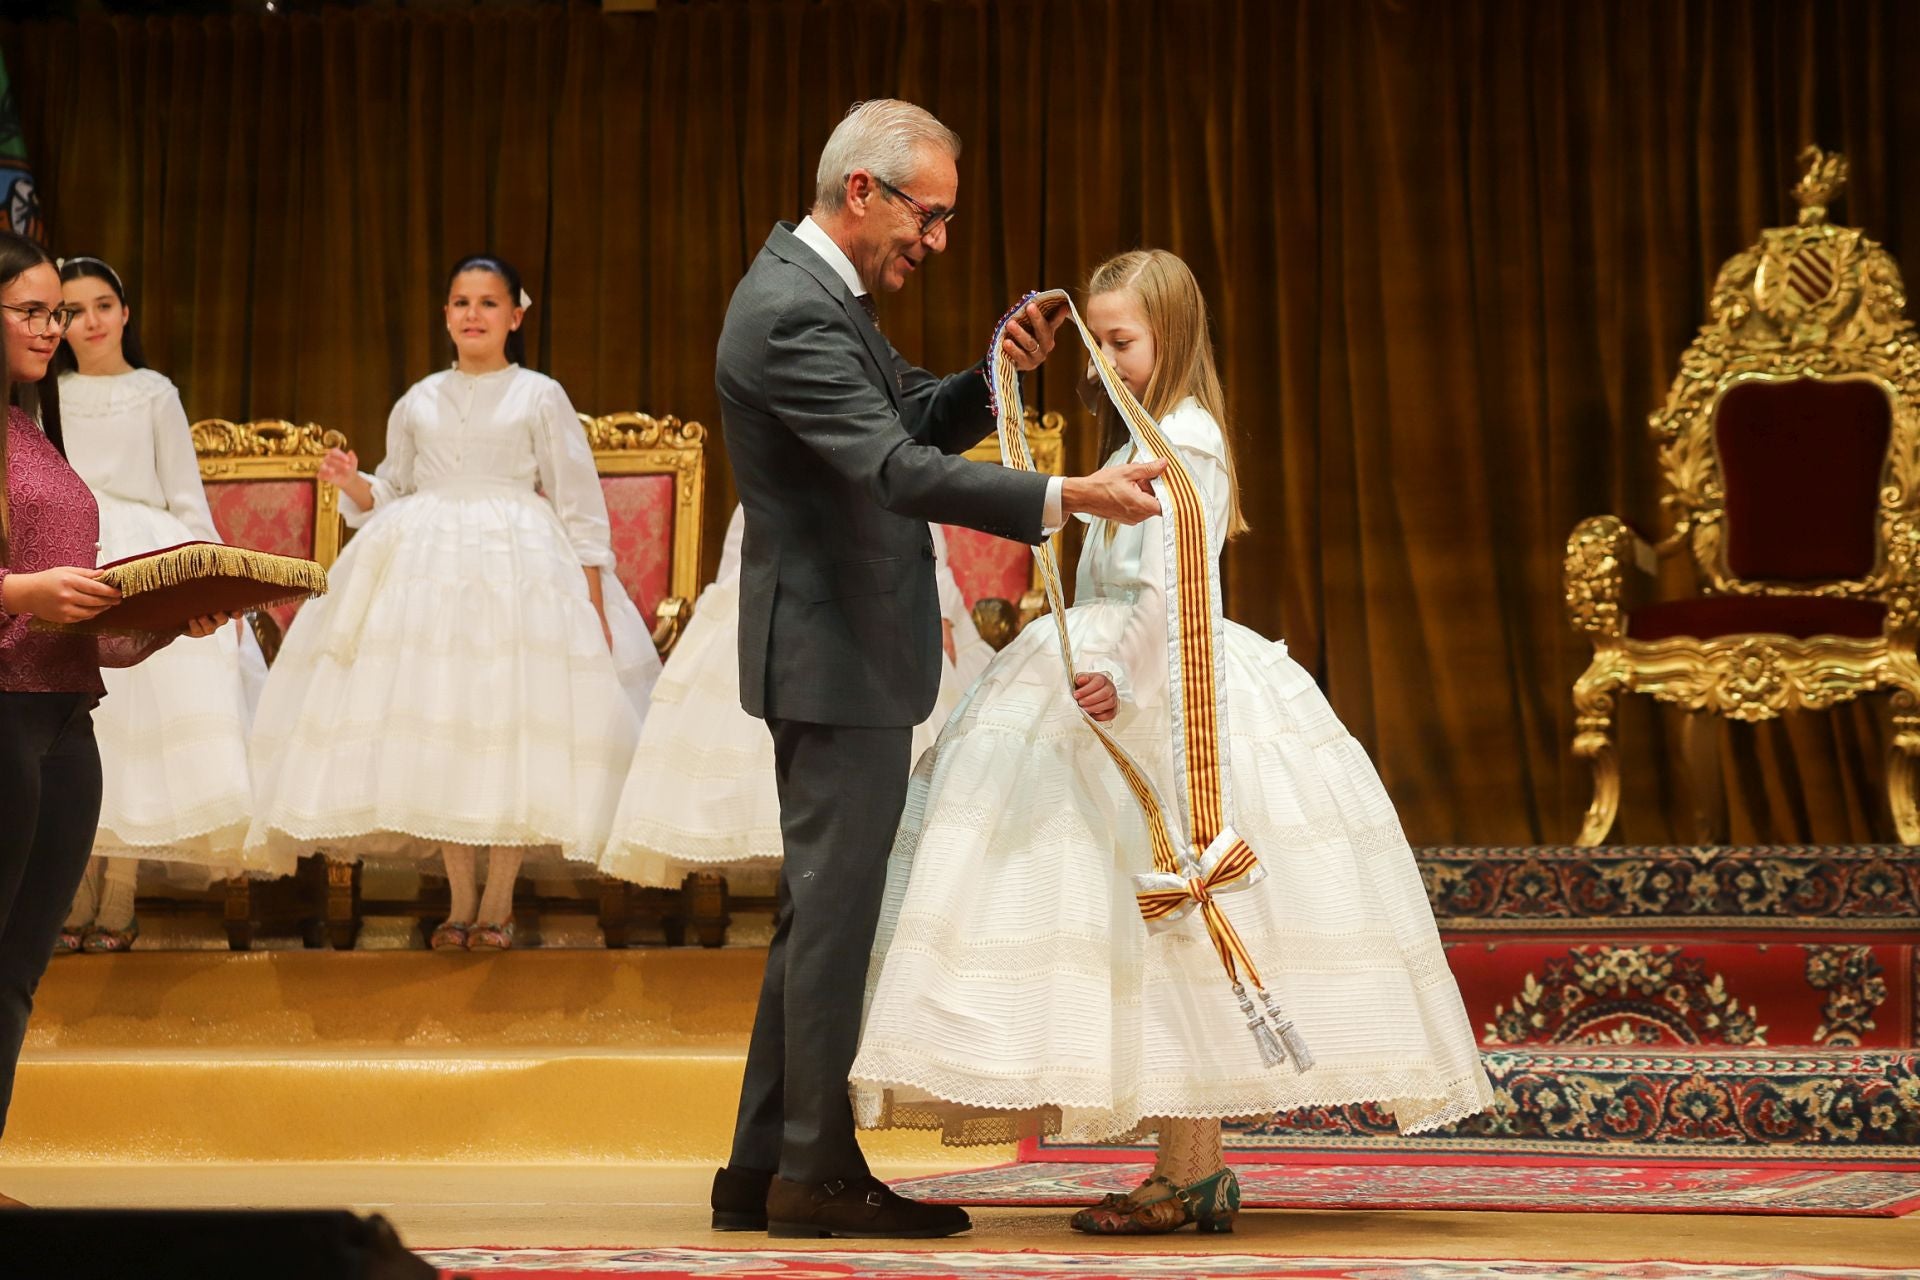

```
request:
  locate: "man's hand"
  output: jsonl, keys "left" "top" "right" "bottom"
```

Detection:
{"left": 1, "top": 567, "right": 120, "bottom": 623}
{"left": 1072, "top": 671, "right": 1119, "bottom": 722}
{"left": 1060, "top": 459, "right": 1168, "bottom": 525}
{"left": 1001, "top": 299, "right": 1067, "bottom": 373}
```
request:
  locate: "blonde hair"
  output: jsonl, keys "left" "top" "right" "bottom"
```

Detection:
{"left": 1085, "top": 249, "right": 1247, "bottom": 537}
{"left": 814, "top": 100, "right": 962, "bottom": 214}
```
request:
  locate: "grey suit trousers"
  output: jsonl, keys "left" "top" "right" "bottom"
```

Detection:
{"left": 728, "top": 717, "right": 912, "bottom": 1182}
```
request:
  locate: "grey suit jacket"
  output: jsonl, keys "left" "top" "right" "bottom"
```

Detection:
{"left": 717, "top": 222, "right": 1050, "bottom": 727}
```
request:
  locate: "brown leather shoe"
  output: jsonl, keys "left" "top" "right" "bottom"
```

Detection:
{"left": 710, "top": 1165, "right": 774, "bottom": 1231}
{"left": 766, "top": 1174, "right": 970, "bottom": 1239}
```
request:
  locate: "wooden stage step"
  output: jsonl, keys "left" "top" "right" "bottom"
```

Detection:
{"left": 4, "top": 949, "right": 998, "bottom": 1167}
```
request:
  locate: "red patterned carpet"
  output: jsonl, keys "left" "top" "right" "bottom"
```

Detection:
{"left": 888, "top": 1160, "right": 1920, "bottom": 1217}
{"left": 418, "top": 1250, "right": 1920, "bottom": 1280}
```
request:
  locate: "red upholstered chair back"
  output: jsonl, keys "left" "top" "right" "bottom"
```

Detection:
{"left": 581, "top": 412, "right": 707, "bottom": 635}
{"left": 601, "top": 473, "right": 678, "bottom": 619}
{"left": 940, "top": 526, "right": 1032, "bottom": 608}
{"left": 193, "top": 419, "right": 345, "bottom": 632}
{"left": 952, "top": 409, "right": 1067, "bottom": 615}
{"left": 1714, "top": 378, "right": 1892, "bottom": 583}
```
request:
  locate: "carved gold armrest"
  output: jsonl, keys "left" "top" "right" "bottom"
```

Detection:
{"left": 969, "top": 598, "right": 1019, "bottom": 651}
{"left": 1017, "top": 588, "right": 1049, "bottom": 632}
{"left": 247, "top": 610, "right": 286, "bottom": 666}
{"left": 652, "top": 596, "right": 690, "bottom": 657}
{"left": 1565, "top": 515, "right": 1658, "bottom": 639}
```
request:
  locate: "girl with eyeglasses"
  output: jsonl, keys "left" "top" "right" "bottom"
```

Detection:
{"left": 0, "top": 231, "right": 230, "bottom": 1202}
{"left": 46, "top": 256, "right": 277, "bottom": 954}
{"left": 245, "top": 254, "right": 659, "bottom": 951}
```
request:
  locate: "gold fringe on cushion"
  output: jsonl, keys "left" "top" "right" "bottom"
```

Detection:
{"left": 99, "top": 542, "right": 328, "bottom": 603}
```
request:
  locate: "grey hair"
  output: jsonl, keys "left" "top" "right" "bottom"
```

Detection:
{"left": 813, "top": 99, "right": 961, "bottom": 214}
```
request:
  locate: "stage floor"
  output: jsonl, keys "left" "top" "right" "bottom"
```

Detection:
{"left": 5, "top": 1162, "right": 1917, "bottom": 1268}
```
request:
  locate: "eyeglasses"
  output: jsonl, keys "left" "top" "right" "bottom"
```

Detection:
{"left": 1, "top": 303, "right": 81, "bottom": 336}
{"left": 873, "top": 177, "right": 957, "bottom": 239}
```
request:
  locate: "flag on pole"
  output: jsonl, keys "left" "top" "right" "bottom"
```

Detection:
{"left": 0, "top": 52, "right": 44, "bottom": 244}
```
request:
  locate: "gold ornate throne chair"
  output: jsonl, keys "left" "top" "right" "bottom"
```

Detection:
{"left": 581, "top": 410, "right": 710, "bottom": 946}
{"left": 1564, "top": 149, "right": 1920, "bottom": 846}
{"left": 947, "top": 407, "right": 1066, "bottom": 647}
{"left": 192, "top": 418, "right": 348, "bottom": 949}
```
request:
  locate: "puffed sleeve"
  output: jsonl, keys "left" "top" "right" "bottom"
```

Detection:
{"left": 1075, "top": 403, "right": 1232, "bottom": 712}
{"left": 931, "top": 523, "right": 970, "bottom": 626}
{"left": 150, "top": 384, "right": 223, "bottom": 544}
{"left": 531, "top": 377, "right": 615, "bottom": 569}
{"left": 339, "top": 394, "right": 417, "bottom": 528}
{"left": 714, "top": 504, "right": 746, "bottom": 587}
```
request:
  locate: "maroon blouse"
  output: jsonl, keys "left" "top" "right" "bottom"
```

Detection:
{"left": 0, "top": 404, "right": 107, "bottom": 695}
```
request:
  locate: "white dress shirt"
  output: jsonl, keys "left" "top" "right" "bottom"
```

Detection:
{"left": 793, "top": 216, "right": 1064, "bottom": 530}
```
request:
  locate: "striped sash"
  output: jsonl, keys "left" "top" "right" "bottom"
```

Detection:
{"left": 986, "top": 290, "right": 1310, "bottom": 1073}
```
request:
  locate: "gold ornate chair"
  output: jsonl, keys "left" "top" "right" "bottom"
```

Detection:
{"left": 583, "top": 411, "right": 707, "bottom": 658}
{"left": 949, "top": 408, "right": 1066, "bottom": 647}
{"left": 579, "top": 410, "right": 712, "bottom": 945}
{"left": 191, "top": 418, "right": 348, "bottom": 949}
{"left": 1565, "top": 148, "right": 1920, "bottom": 846}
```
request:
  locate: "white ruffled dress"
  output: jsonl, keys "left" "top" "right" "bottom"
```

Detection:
{"left": 59, "top": 369, "right": 273, "bottom": 876}
{"left": 598, "top": 505, "right": 996, "bottom": 886}
{"left": 851, "top": 399, "right": 1493, "bottom": 1146}
{"left": 245, "top": 365, "right": 658, "bottom": 865}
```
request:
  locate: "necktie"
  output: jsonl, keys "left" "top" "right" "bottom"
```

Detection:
{"left": 856, "top": 294, "right": 880, "bottom": 328}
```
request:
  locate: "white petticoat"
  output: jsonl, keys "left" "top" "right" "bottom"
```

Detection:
{"left": 90, "top": 495, "right": 272, "bottom": 875}
{"left": 850, "top": 601, "right": 1495, "bottom": 1146}
{"left": 596, "top": 576, "right": 978, "bottom": 887}
{"left": 245, "top": 480, "right": 647, "bottom": 864}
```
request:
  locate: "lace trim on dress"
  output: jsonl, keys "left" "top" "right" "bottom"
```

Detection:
{"left": 58, "top": 369, "right": 175, "bottom": 417}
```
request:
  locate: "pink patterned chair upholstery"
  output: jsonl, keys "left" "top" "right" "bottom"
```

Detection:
{"left": 947, "top": 408, "right": 1066, "bottom": 648}
{"left": 191, "top": 418, "right": 348, "bottom": 950}
{"left": 580, "top": 412, "right": 707, "bottom": 658}
{"left": 576, "top": 411, "right": 711, "bottom": 947}
{"left": 194, "top": 419, "right": 347, "bottom": 648}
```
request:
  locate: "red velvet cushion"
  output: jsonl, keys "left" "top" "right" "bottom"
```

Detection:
{"left": 1714, "top": 379, "right": 1890, "bottom": 581}
{"left": 1627, "top": 595, "right": 1887, "bottom": 641}
{"left": 205, "top": 479, "right": 317, "bottom": 631}
{"left": 601, "top": 474, "right": 676, "bottom": 618}
{"left": 942, "top": 525, "right": 1030, "bottom": 607}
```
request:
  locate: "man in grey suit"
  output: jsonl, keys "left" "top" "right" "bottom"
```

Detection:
{"left": 710, "top": 100, "right": 1166, "bottom": 1239}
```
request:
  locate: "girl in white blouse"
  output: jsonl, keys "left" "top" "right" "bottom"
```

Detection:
{"left": 52, "top": 257, "right": 272, "bottom": 952}
{"left": 246, "top": 255, "right": 659, "bottom": 950}
{"left": 850, "top": 251, "right": 1491, "bottom": 1233}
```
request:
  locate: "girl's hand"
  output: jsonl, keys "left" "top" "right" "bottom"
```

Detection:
{"left": 597, "top": 605, "right": 613, "bottom": 654}
{"left": 319, "top": 448, "right": 375, "bottom": 510}
{"left": 317, "top": 447, "right": 359, "bottom": 487}
{"left": 183, "top": 611, "right": 235, "bottom": 639}
{"left": 1, "top": 567, "right": 121, "bottom": 623}
{"left": 1072, "top": 671, "right": 1119, "bottom": 722}
{"left": 942, "top": 619, "right": 957, "bottom": 665}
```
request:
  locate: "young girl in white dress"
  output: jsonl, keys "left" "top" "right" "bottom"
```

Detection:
{"left": 851, "top": 251, "right": 1492, "bottom": 1234}
{"left": 598, "top": 505, "right": 993, "bottom": 886}
{"left": 246, "top": 255, "right": 659, "bottom": 950}
{"left": 52, "top": 256, "right": 270, "bottom": 952}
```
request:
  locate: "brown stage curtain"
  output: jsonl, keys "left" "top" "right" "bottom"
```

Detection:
{"left": 6, "top": 0, "right": 1918, "bottom": 846}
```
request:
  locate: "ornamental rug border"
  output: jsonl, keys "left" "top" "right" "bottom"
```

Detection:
{"left": 416, "top": 1248, "right": 1920, "bottom": 1280}
{"left": 1033, "top": 1049, "right": 1920, "bottom": 1161}
{"left": 886, "top": 1160, "right": 1920, "bottom": 1216}
{"left": 1414, "top": 845, "right": 1919, "bottom": 930}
